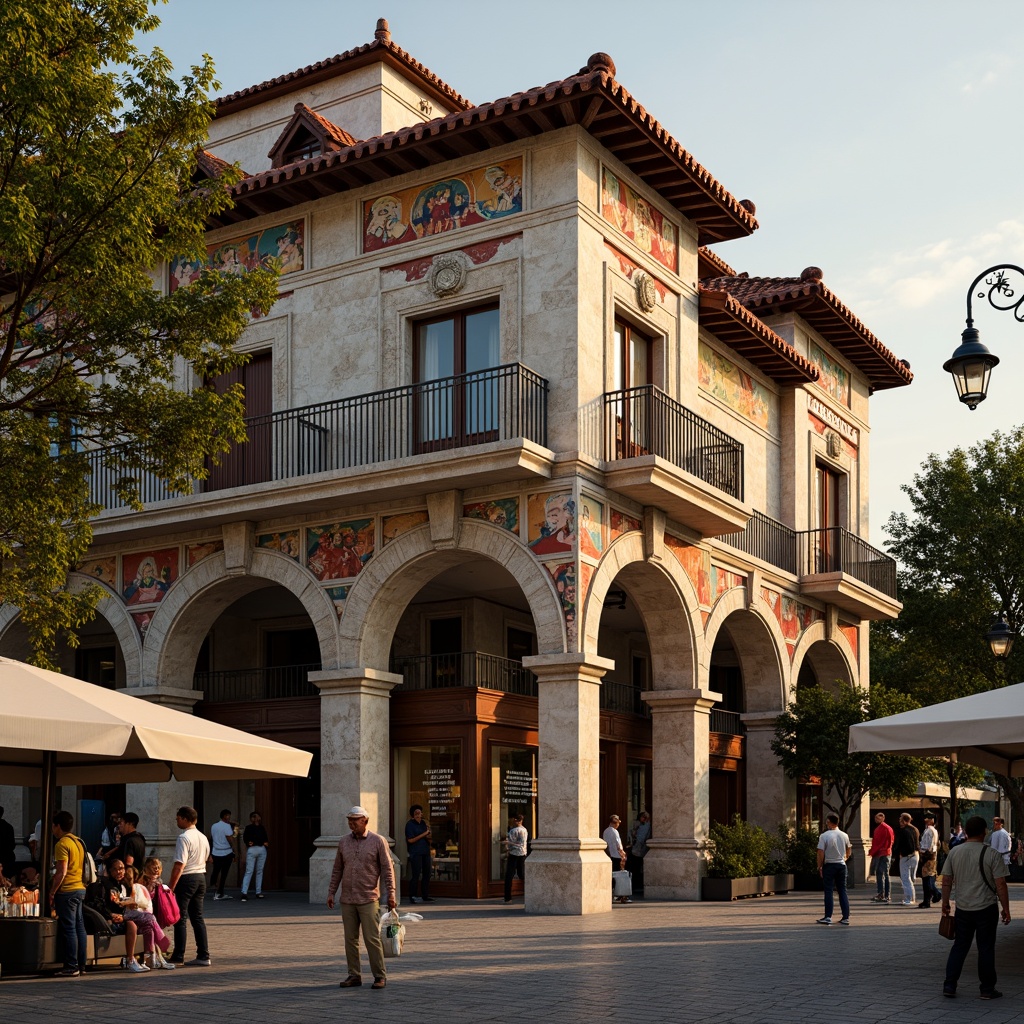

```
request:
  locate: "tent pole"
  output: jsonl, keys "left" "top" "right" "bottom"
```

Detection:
{"left": 38, "top": 750, "right": 57, "bottom": 909}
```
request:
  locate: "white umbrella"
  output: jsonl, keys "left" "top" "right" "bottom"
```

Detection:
{"left": 848, "top": 682, "right": 1024, "bottom": 776}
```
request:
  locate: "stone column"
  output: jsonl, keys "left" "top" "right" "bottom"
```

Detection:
{"left": 308, "top": 668, "right": 401, "bottom": 903}
{"left": 642, "top": 687, "right": 720, "bottom": 900}
{"left": 741, "top": 711, "right": 796, "bottom": 830}
{"left": 521, "top": 653, "right": 613, "bottom": 915}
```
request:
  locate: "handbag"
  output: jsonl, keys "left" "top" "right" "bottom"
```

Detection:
{"left": 379, "top": 908, "right": 405, "bottom": 958}
{"left": 939, "top": 913, "right": 956, "bottom": 940}
{"left": 153, "top": 883, "right": 181, "bottom": 928}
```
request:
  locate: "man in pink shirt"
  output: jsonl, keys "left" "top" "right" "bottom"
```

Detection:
{"left": 326, "top": 805, "right": 397, "bottom": 990}
{"left": 868, "top": 811, "right": 895, "bottom": 903}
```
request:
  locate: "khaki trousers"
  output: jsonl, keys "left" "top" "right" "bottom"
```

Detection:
{"left": 340, "top": 900, "right": 386, "bottom": 980}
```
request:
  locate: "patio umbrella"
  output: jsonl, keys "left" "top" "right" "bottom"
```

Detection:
{"left": 848, "top": 682, "right": 1024, "bottom": 776}
{"left": 0, "top": 656, "right": 313, "bottom": 904}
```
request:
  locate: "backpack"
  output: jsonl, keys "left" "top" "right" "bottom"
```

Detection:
{"left": 72, "top": 835, "right": 98, "bottom": 884}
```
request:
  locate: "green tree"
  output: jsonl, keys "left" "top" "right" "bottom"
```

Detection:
{"left": 771, "top": 684, "right": 930, "bottom": 832}
{"left": 0, "top": 1, "right": 278, "bottom": 665}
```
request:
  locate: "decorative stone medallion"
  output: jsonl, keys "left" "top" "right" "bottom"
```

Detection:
{"left": 826, "top": 431, "right": 843, "bottom": 459}
{"left": 635, "top": 271, "right": 657, "bottom": 312}
{"left": 429, "top": 253, "right": 468, "bottom": 298}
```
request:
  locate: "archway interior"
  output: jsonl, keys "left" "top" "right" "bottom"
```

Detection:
{"left": 798, "top": 640, "right": 853, "bottom": 694}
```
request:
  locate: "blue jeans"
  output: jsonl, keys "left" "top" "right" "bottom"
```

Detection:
{"left": 873, "top": 855, "right": 891, "bottom": 898}
{"left": 409, "top": 852, "right": 431, "bottom": 900}
{"left": 945, "top": 903, "right": 999, "bottom": 994}
{"left": 170, "top": 873, "right": 209, "bottom": 962}
{"left": 899, "top": 852, "right": 919, "bottom": 903}
{"left": 242, "top": 845, "right": 267, "bottom": 895}
{"left": 54, "top": 889, "right": 88, "bottom": 970}
{"left": 821, "top": 862, "right": 849, "bottom": 920}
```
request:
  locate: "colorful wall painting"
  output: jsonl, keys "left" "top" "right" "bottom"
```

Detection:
{"left": 325, "top": 586, "right": 350, "bottom": 620}
{"left": 382, "top": 510, "right": 429, "bottom": 545}
{"left": 131, "top": 611, "right": 154, "bottom": 638}
{"left": 463, "top": 497, "right": 519, "bottom": 533}
{"left": 809, "top": 342, "right": 851, "bottom": 407}
{"left": 698, "top": 341, "right": 777, "bottom": 433}
{"left": 761, "top": 586, "right": 823, "bottom": 654}
{"left": 601, "top": 167, "right": 678, "bottom": 274}
{"left": 609, "top": 508, "right": 641, "bottom": 542}
{"left": 579, "top": 495, "right": 604, "bottom": 560}
{"left": 840, "top": 624, "right": 860, "bottom": 663}
{"left": 186, "top": 540, "right": 224, "bottom": 568}
{"left": 257, "top": 530, "right": 302, "bottom": 560}
{"left": 527, "top": 491, "right": 576, "bottom": 557}
{"left": 709, "top": 565, "right": 746, "bottom": 605}
{"left": 547, "top": 562, "right": 578, "bottom": 650}
{"left": 77, "top": 557, "right": 116, "bottom": 589}
{"left": 363, "top": 157, "right": 523, "bottom": 252}
{"left": 122, "top": 548, "right": 178, "bottom": 607}
{"left": 169, "top": 218, "right": 305, "bottom": 292}
{"left": 664, "top": 534, "right": 711, "bottom": 607}
{"left": 579, "top": 563, "right": 594, "bottom": 611}
{"left": 306, "top": 519, "right": 374, "bottom": 581}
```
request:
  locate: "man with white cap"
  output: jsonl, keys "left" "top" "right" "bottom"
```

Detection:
{"left": 326, "top": 805, "right": 397, "bottom": 990}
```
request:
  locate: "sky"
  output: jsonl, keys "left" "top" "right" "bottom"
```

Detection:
{"left": 142, "top": 0, "right": 1024, "bottom": 546}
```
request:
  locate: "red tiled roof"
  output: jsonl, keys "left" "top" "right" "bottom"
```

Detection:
{"left": 703, "top": 267, "right": 913, "bottom": 391}
{"left": 215, "top": 19, "right": 472, "bottom": 117}
{"left": 268, "top": 103, "right": 359, "bottom": 168}
{"left": 699, "top": 287, "right": 819, "bottom": 385}
{"left": 195, "top": 149, "right": 238, "bottom": 179}
{"left": 216, "top": 52, "right": 757, "bottom": 246}
{"left": 698, "top": 246, "right": 736, "bottom": 279}
{"left": 300, "top": 104, "right": 359, "bottom": 148}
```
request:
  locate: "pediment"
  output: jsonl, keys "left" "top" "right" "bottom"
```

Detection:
{"left": 268, "top": 103, "right": 358, "bottom": 168}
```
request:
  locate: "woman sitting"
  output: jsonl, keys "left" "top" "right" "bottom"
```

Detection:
{"left": 86, "top": 858, "right": 154, "bottom": 972}
{"left": 124, "top": 864, "right": 174, "bottom": 970}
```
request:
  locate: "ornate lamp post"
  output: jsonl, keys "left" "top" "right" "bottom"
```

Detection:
{"left": 985, "top": 612, "right": 1015, "bottom": 660}
{"left": 943, "top": 265, "right": 1024, "bottom": 409}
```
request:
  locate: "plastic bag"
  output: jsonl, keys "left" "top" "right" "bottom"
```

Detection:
{"left": 379, "top": 908, "right": 406, "bottom": 958}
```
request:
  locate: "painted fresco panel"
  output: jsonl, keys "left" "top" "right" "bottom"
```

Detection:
{"left": 527, "top": 491, "right": 576, "bottom": 557}
{"left": 601, "top": 167, "right": 678, "bottom": 274}
{"left": 186, "top": 540, "right": 224, "bottom": 568}
{"left": 609, "top": 508, "right": 641, "bottom": 542}
{"left": 363, "top": 158, "right": 523, "bottom": 252}
{"left": 809, "top": 342, "right": 851, "bottom": 407}
{"left": 78, "top": 557, "right": 116, "bottom": 589}
{"left": 382, "top": 510, "right": 429, "bottom": 545}
{"left": 257, "top": 530, "right": 302, "bottom": 560}
{"left": 579, "top": 494, "right": 604, "bottom": 560}
{"left": 131, "top": 611, "right": 154, "bottom": 637}
{"left": 463, "top": 497, "right": 519, "bottom": 533}
{"left": 307, "top": 519, "right": 375, "bottom": 581}
{"left": 547, "top": 562, "right": 578, "bottom": 650}
{"left": 122, "top": 548, "right": 178, "bottom": 607}
{"left": 698, "top": 340, "right": 778, "bottom": 432}
{"left": 325, "top": 585, "right": 350, "bottom": 620}
{"left": 761, "top": 586, "right": 823, "bottom": 658}
{"left": 665, "top": 535, "right": 711, "bottom": 607}
{"left": 709, "top": 565, "right": 746, "bottom": 604}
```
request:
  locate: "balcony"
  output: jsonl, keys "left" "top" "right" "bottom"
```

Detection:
{"left": 601, "top": 385, "right": 750, "bottom": 537}
{"left": 391, "top": 652, "right": 538, "bottom": 697}
{"left": 194, "top": 663, "right": 320, "bottom": 703}
{"left": 87, "top": 364, "right": 552, "bottom": 538}
{"left": 600, "top": 678, "right": 649, "bottom": 717}
{"left": 723, "top": 509, "right": 798, "bottom": 574}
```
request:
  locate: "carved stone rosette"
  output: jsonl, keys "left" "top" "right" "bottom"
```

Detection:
{"left": 429, "top": 253, "right": 469, "bottom": 298}
{"left": 635, "top": 271, "right": 657, "bottom": 312}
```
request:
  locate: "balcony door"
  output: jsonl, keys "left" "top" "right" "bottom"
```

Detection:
{"left": 415, "top": 306, "right": 500, "bottom": 451}
{"left": 206, "top": 351, "right": 272, "bottom": 490}
{"left": 814, "top": 463, "right": 843, "bottom": 573}
{"left": 612, "top": 320, "right": 652, "bottom": 458}
{"left": 429, "top": 616, "right": 464, "bottom": 687}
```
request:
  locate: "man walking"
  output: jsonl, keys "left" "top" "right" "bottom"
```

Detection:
{"left": 919, "top": 813, "right": 940, "bottom": 907}
{"left": 209, "top": 808, "right": 236, "bottom": 900}
{"left": 327, "top": 806, "right": 396, "bottom": 990}
{"left": 502, "top": 813, "right": 528, "bottom": 904}
{"left": 989, "top": 816, "right": 1012, "bottom": 866}
{"left": 941, "top": 815, "right": 1011, "bottom": 999}
{"left": 816, "top": 813, "right": 851, "bottom": 925}
{"left": 896, "top": 812, "right": 920, "bottom": 905}
{"left": 49, "top": 811, "right": 88, "bottom": 976}
{"left": 167, "top": 806, "right": 212, "bottom": 967}
{"left": 868, "top": 811, "right": 893, "bottom": 903}
{"left": 404, "top": 805, "right": 433, "bottom": 904}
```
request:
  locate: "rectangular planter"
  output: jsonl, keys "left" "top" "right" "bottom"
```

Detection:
{"left": 701, "top": 873, "right": 795, "bottom": 901}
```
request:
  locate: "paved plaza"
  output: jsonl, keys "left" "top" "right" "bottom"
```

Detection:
{"left": 4, "top": 886, "right": 1024, "bottom": 1023}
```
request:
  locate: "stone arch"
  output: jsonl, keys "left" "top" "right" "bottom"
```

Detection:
{"left": 141, "top": 548, "right": 341, "bottom": 686}
{"left": 790, "top": 622, "right": 856, "bottom": 697}
{"left": 339, "top": 520, "right": 565, "bottom": 669}
{"left": 67, "top": 574, "right": 144, "bottom": 684}
{"left": 702, "top": 587, "right": 788, "bottom": 713}
{"left": 581, "top": 532, "right": 702, "bottom": 690}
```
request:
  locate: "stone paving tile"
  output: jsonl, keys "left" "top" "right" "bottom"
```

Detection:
{"left": 3, "top": 889, "right": 1024, "bottom": 1022}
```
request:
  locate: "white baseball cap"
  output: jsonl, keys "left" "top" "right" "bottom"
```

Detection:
{"left": 346, "top": 806, "right": 369, "bottom": 818}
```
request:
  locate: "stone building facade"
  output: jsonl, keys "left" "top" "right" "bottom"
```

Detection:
{"left": 0, "top": 21, "right": 911, "bottom": 913}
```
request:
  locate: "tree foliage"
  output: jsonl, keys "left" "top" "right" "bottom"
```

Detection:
{"left": 0, "top": 1, "right": 278, "bottom": 664}
{"left": 771, "top": 684, "right": 929, "bottom": 832}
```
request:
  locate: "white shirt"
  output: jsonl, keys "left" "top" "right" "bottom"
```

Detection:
{"left": 174, "top": 826, "right": 211, "bottom": 874}
{"left": 989, "top": 827, "right": 1012, "bottom": 864}
{"left": 210, "top": 819, "right": 235, "bottom": 856}
{"left": 603, "top": 825, "right": 625, "bottom": 859}
{"left": 817, "top": 827, "right": 851, "bottom": 864}
{"left": 920, "top": 824, "right": 938, "bottom": 853}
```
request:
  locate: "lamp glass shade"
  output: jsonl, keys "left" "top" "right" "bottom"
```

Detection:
{"left": 944, "top": 328, "right": 999, "bottom": 410}
{"left": 986, "top": 616, "right": 1015, "bottom": 659}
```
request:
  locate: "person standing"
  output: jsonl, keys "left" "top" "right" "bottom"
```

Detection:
{"left": 949, "top": 822, "right": 966, "bottom": 848}
{"left": 896, "top": 813, "right": 920, "bottom": 906}
{"left": 326, "top": 806, "right": 397, "bottom": 990}
{"left": 240, "top": 811, "right": 269, "bottom": 902}
{"left": 603, "top": 814, "right": 629, "bottom": 903}
{"left": 0, "top": 806, "right": 15, "bottom": 879}
{"left": 209, "top": 809, "right": 236, "bottom": 900}
{"left": 941, "top": 815, "right": 1011, "bottom": 999}
{"left": 816, "top": 813, "right": 851, "bottom": 925}
{"left": 502, "top": 814, "right": 528, "bottom": 904}
{"left": 989, "top": 816, "right": 1012, "bottom": 866}
{"left": 627, "top": 811, "right": 652, "bottom": 898}
{"left": 49, "top": 811, "right": 88, "bottom": 976}
{"left": 868, "top": 812, "right": 894, "bottom": 903}
{"left": 404, "top": 805, "right": 433, "bottom": 904}
{"left": 167, "top": 806, "right": 212, "bottom": 967}
{"left": 919, "top": 813, "right": 941, "bottom": 908}
{"left": 115, "top": 812, "right": 146, "bottom": 873}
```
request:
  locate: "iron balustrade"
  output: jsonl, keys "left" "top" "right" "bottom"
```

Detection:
{"left": 194, "top": 663, "right": 320, "bottom": 703}
{"left": 709, "top": 708, "right": 744, "bottom": 736}
{"left": 600, "top": 678, "right": 649, "bottom": 717}
{"left": 796, "top": 527, "right": 897, "bottom": 599}
{"left": 391, "top": 652, "right": 538, "bottom": 697}
{"left": 722, "top": 509, "right": 797, "bottom": 574}
{"left": 603, "top": 385, "right": 743, "bottom": 500}
{"left": 86, "top": 363, "right": 548, "bottom": 510}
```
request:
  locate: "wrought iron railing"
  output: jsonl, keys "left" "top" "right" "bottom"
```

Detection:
{"left": 600, "top": 678, "right": 649, "bottom": 717}
{"left": 796, "top": 527, "right": 898, "bottom": 599}
{"left": 390, "top": 652, "right": 538, "bottom": 697}
{"left": 709, "top": 708, "right": 744, "bottom": 736}
{"left": 722, "top": 509, "right": 797, "bottom": 574}
{"left": 603, "top": 385, "right": 743, "bottom": 499}
{"left": 194, "top": 663, "right": 320, "bottom": 703}
{"left": 87, "top": 363, "right": 548, "bottom": 510}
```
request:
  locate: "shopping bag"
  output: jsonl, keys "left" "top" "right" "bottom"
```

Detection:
{"left": 938, "top": 913, "right": 956, "bottom": 940}
{"left": 153, "top": 883, "right": 181, "bottom": 928}
{"left": 612, "top": 870, "right": 632, "bottom": 898}
{"left": 379, "top": 908, "right": 406, "bottom": 958}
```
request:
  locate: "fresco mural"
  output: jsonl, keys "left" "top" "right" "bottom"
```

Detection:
{"left": 257, "top": 530, "right": 302, "bottom": 560}
{"left": 307, "top": 519, "right": 374, "bottom": 581}
{"left": 131, "top": 611, "right": 154, "bottom": 637}
{"left": 363, "top": 158, "right": 523, "bottom": 252}
{"left": 840, "top": 624, "right": 860, "bottom": 662}
{"left": 601, "top": 167, "right": 678, "bottom": 274}
{"left": 325, "top": 585, "right": 350, "bottom": 620}
{"left": 186, "top": 540, "right": 224, "bottom": 568}
{"left": 169, "top": 218, "right": 305, "bottom": 292}
{"left": 609, "top": 508, "right": 641, "bottom": 542}
{"left": 664, "top": 534, "right": 711, "bottom": 607}
{"left": 122, "top": 548, "right": 178, "bottom": 607}
{"left": 528, "top": 491, "right": 576, "bottom": 557}
{"left": 698, "top": 341, "right": 777, "bottom": 432}
{"left": 382, "top": 510, "right": 429, "bottom": 545}
{"left": 77, "top": 557, "right": 116, "bottom": 589}
{"left": 547, "top": 562, "right": 578, "bottom": 649}
{"left": 761, "top": 587, "right": 823, "bottom": 658}
{"left": 809, "top": 342, "right": 851, "bottom": 407}
{"left": 579, "top": 495, "right": 604, "bottom": 560}
{"left": 463, "top": 497, "right": 519, "bottom": 533}
{"left": 709, "top": 565, "right": 746, "bottom": 604}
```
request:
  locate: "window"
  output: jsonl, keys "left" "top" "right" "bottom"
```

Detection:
{"left": 610, "top": 319, "right": 653, "bottom": 458}
{"left": 394, "top": 744, "right": 462, "bottom": 882}
{"left": 415, "top": 306, "right": 500, "bottom": 448}
{"left": 613, "top": 319, "right": 651, "bottom": 392}
{"left": 490, "top": 745, "right": 537, "bottom": 881}
{"left": 813, "top": 462, "right": 844, "bottom": 572}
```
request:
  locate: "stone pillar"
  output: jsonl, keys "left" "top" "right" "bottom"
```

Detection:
{"left": 521, "top": 653, "right": 613, "bottom": 915}
{"left": 642, "top": 687, "right": 720, "bottom": 900}
{"left": 741, "top": 711, "right": 796, "bottom": 830}
{"left": 308, "top": 668, "right": 401, "bottom": 903}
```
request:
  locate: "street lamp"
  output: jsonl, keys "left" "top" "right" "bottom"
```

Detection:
{"left": 985, "top": 612, "right": 1015, "bottom": 659}
{"left": 943, "top": 265, "right": 1024, "bottom": 409}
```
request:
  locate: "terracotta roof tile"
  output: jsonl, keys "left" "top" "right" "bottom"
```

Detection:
{"left": 195, "top": 149, "right": 238, "bottom": 179}
{"left": 698, "top": 246, "right": 736, "bottom": 279}
{"left": 298, "top": 103, "right": 358, "bottom": 148}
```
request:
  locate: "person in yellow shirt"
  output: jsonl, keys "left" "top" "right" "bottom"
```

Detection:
{"left": 50, "top": 811, "right": 88, "bottom": 976}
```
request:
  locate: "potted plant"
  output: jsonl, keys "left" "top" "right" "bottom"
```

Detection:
{"left": 701, "top": 815, "right": 795, "bottom": 900}
{"left": 777, "top": 823, "right": 821, "bottom": 890}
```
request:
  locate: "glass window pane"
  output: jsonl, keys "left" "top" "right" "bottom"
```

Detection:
{"left": 630, "top": 334, "right": 649, "bottom": 387}
{"left": 417, "top": 320, "right": 455, "bottom": 381}
{"left": 464, "top": 308, "right": 500, "bottom": 372}
{"left": 613, "top": 322, "right": 624, "bottom": 391}
{"left": 490, "top": 745, "right": 537, "bottom": 881}
{"left": 394, "top": 744, "right": 461, "bottom": 883}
